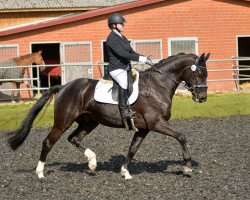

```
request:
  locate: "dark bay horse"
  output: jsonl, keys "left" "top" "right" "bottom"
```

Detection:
{"left": 0, "top": 51, "right": 45, "bottom": 101}
{"left": 7, "top": 53, "right": 210, "bottom": 180}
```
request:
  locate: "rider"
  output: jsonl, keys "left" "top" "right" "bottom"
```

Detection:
{"left": 106, "top": 13, "right": 149, "bottom": 122}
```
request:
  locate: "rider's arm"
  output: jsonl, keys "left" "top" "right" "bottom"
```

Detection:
{"left": 107, "top": 38, "right": 140, "bottom": 62}
{"left": 130, "top": 46, "right": 140, "bottom": 57}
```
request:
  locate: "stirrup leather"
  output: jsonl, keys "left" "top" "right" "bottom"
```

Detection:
{"left": 120, "top": 108, "right": 135, "bottom": 120}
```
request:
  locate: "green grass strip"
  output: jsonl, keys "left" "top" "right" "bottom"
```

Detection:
{"left": 0, "top": 93, "right": 249, "bottom": 130}
{"left": 171, "top": 93, "right": 250, "bottom": 119}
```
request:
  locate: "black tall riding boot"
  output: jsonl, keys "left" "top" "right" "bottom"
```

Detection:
{"left": 118, "top": 86, "right": 135, "bottom": 120}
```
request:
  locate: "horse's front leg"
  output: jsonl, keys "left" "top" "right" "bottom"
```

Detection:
{"left": 121, "top": 129, "right": 149, "bottom": 180}
{"left": 153, "top": 117, "right": 192, "bottom": 176}
{"left": 10, "top": 82, "right": 16, "bottom": 103}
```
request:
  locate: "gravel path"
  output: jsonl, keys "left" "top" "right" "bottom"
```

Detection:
{"left": 0, "top": 115, "right": 249, "bottom": 200}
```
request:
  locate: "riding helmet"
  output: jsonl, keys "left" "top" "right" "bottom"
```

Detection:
{"left": 108, "top": 13, "right": 126, "bottom": 27}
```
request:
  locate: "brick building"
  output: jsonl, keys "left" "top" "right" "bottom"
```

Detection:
{"left": 0, "top": 0, "right": 249, "bottom": 99}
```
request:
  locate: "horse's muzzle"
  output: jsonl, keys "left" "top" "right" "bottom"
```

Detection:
{"left": 191, "top": 85, "right": 208, "bottom": 103}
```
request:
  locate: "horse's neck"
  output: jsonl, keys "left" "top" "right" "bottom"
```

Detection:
{"left": 157, "top": 73, "right": 180, "bottom": 99}
{"left": 13, "top": 54, "right": 35, "bottom": 66}
{"left": 141, "top": 70, "right": 179, "bottom": 101}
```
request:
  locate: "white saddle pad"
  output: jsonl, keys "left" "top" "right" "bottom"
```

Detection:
{"left": 94, "top": 70, "right": 139, "bottom": 105}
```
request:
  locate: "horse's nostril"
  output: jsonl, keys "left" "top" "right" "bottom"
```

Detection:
{"left": 200, "top": 97, "right": 207, "bottom": 102}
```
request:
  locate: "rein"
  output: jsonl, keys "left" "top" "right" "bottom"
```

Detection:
{"left": 144, "top": 58, "right": 208, "bottom": 95}
{"left": 145, "top": 64, "right": 193, "bottom": 92}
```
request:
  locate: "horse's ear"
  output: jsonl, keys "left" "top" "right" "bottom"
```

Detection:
{"left": 204, "top": 53, "right": 210, "bottom": 62}
{"left": 200, "top": 53, "right": 205, "bottom": 59}
{"left": 38, "top": 50, "right": 42, "bottom": 54}
{"left": 196, "top": 53, "right": 205, "bottom": 65}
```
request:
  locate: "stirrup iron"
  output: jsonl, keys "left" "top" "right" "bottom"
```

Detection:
{"left": 130, "top": 118, "right": 138, "bottom": 132}
{"left": 122, "top": 117, "right": 138, "bottom": 132}
{"left": 123, "top": 119, "right": 130, "bottom": 131}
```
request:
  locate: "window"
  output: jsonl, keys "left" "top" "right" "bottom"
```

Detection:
{"left": 168, "top": 37, "right": 198, "bottom": 56}
{"left": 132, "top": 40, "right": 162, "bottom": 61}
{"left": 62, "top": 42, "right": 92, "bottom": 84}
{"left": 168, "top": 37, "right": 198, "bottom": 91}
{"left": 0, "top": 45, "right": 19, "bottom": 100}
{"left": 0, "top": 45, "right": 19, "bottom": 62}
{"left": 132, "top": 40, "right": 162, "bottom": 70}
{"left": 102, "top": 39, "right": 162, "bottom": 71}
{"left": 237, "top": 36, "right": 250, "bottom": 84}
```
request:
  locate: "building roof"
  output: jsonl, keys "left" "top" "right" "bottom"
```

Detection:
{"left": 0, "top": 0, "right": 138, "bottom": 12}
{"left": 0, "top": 0, "right": 166, "bottom": 37}
{"left": 0, "top": 0, "right": 249, "bottom": 37}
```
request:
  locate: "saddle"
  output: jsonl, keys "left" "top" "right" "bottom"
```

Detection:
{"left": 94, "top": 68, "right": 139, "bottom": 105}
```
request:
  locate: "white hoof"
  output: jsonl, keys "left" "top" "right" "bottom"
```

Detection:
{"left": 84, "top": 149, "right": 97, "bottom": 172}
{"left": 36, "top": 161, "right": 45, "bottom": 178}
{"left": 183, "top": 166, "right": 192, "bottom": 176}
{"left": 121, "top": 166, "right": 132, "bottom": 180}
{"left": 37, "top": 172, "right": 45, "bottom": 179}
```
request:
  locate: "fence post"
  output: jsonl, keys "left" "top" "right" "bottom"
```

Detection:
{"left": 36, "top": 65, "right": 41, "bottom": 96}
{"left": 232, "top": 56, "right": 239, "bottom": 90}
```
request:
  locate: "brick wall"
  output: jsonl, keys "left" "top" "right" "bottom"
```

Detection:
{"left": 0, "top": 0, "right": 249, "bottom": 93}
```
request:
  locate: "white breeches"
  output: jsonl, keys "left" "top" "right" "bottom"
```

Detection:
{"left": 109, "top": 69, "right": 128, "bottom": 89}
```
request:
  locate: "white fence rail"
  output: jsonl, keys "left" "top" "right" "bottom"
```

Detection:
{"left": 207, "top": 57, "right": 250, "bottom": 90}
{"left": 0, "top": 57, "right": 250, "bottom": 100}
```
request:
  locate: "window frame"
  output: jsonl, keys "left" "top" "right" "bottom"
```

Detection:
{"left": 167, "top": 37, "right": 198, "bottom": 56}
{"left": 131, "top": 39, "right": 163, "bottom": 62}
{"left": 61, "top": 41, "right": 93, "bottom": 83}
{"left": 0, "top": 44, "right": 19, "bottom": 61}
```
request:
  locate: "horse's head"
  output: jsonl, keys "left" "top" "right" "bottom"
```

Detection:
{"left": 182, "top": 53, "right": 210, "bottom": 103}
{"left": 34, "top": 51, "right": 46, "bottom": 71}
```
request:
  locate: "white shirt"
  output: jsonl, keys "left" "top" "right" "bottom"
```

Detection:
{"left": 113, "top": 29, "right": 122, "bottom": 38}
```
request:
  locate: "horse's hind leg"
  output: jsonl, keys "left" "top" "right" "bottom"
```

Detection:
{"left": 121, "top": 129, "right": 149, "bottom": 180}
{"left": 67, "top": 122, "right": 99, "bottom": 172}
{"left": 36, "top": 126, "right": 67, "bottom": 178}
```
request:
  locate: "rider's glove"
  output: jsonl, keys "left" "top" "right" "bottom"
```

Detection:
{"left": 146, "top": 57, "right": 153, "bottom": 66}
{"left": 139, "top": 56, "right": 148, "bottom": 64}
{"left": 139, "top": 56, "right": 153, "bottom": 66}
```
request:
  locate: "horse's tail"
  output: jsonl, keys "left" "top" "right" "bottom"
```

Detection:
{"left": 8, "top": 85, "right": 61, "bottom": 150}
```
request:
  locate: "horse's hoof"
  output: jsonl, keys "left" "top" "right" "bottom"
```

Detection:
{"left": 182, "top": 166, "right": 192, "bottom": 177}
{"left": 121, "top": 166, "right": 132, "bottom": 180}
{"left": 36, "top": 161, "right": 45, "bottom": 179}
{"left": 88, "top": 162, "right": 97, "bottom": 172}
{"left": 84, "top": 149, "right": 97, "bottom": 172}
{"left": 36, "top": 172, "right": 45, "bottom": 179}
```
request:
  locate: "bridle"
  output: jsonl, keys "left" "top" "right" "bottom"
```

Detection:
{"left": 145, "top": 57, "right": 208, "bottom": 96}
{"left": 184, "top": 58, "right": 208, "bottom": 95}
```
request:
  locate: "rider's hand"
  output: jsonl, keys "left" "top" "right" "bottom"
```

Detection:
{"left": 139, "top": 56, "right": 148, "bottom": 64}
{"left": 145, "top": 57, "right": 153, "bottom": 66}
{"left": 139, "top": 56, "right": 152, "bottom": 66}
